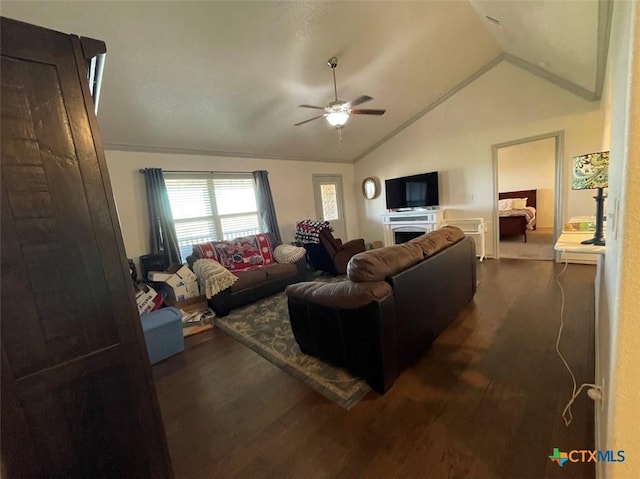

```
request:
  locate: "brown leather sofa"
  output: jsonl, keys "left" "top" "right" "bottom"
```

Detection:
{"left": 187, "top": 233, "right": 306, "bottom": 316}
{"left": 286, "top": 226, "right": 476, "bottom": 393}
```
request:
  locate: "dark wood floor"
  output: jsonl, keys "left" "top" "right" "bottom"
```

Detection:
{"left": 153, "top": 259, "right": 596, "bottom": 479}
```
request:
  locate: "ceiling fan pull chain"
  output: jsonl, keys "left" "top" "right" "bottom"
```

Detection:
{"left": 337, "top": 127, "right": 343, "bottom": 151}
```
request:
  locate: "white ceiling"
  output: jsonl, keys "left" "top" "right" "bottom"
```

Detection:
{"left": 1, "top": 1, "right": 606, "bottom": 163}
{"left": 469, "top": 0, "right": 602, "bottom": 94}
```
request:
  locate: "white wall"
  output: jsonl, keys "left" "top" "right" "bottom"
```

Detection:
{"left": 354, "top": 61, "right": 604, "bottom": 257}
{"left": 104, "top": 150, "right": 358, "bottom": 262}
{"left": 596, "top": 1, "right": 640, "bottom": 477}
{"left": 497, "top": 137, "right": 556, "bottom": 228}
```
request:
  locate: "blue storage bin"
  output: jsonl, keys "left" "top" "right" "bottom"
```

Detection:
{"left": 140, "top": 307, "right": 184, "bottom": 364}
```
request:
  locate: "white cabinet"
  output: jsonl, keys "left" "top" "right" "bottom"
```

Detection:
{"left": 442, "top": 217, "right": 486, "bottom": 261}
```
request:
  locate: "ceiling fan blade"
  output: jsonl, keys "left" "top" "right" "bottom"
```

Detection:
{"left": 348, "top": 95, "right": 373, "bottom": 108}
{"left": 298, "top": 104, "right": 325, "bottom": 110}
{"left": 351, "top": 109, "right": 386, "bottom": 115}
{"left": 294, "top": 114, "right": 325, "bottom": 126}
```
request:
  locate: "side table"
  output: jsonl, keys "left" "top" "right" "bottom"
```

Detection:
{"left": 554, "top": 232, "right": 605, "bottom": 265}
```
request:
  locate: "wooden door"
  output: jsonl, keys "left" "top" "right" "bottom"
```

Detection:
{"left": 0, "top": 17, "right": 173, "bottom": 477}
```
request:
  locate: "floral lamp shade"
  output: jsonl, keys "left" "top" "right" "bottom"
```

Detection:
{"left": 572, "top": 151, "right": 609, "bottom": 190}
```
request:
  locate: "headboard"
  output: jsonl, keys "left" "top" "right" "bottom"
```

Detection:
{"left": 499, "top": 189, "right": 537, "bottom": 210}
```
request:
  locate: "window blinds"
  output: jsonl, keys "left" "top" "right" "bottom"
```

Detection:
{"left": 165, "top": 173, "right": 261, "bottom": 259}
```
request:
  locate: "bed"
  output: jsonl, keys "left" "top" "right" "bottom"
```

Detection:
{"left": 498, "top": 189, "right": 537, "bottom": 243}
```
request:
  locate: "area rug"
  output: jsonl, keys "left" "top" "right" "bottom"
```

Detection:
{"left": 213, "top": 276, "right": 371, "bottom": 409}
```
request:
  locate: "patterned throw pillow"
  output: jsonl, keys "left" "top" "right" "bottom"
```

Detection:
{"left": 273, "top": 244, "right": 306, "bottom": 264}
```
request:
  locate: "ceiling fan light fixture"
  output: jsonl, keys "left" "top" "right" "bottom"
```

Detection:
{"left": 326, "top": 111, "right": 349, "bottom": 127}
{"left": 294, "top": 57, "right": 384, "bottom": 131}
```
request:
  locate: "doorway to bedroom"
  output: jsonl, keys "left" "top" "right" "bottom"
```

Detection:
{"left": 492, "top": 133, "right": 562, "bottom": 261}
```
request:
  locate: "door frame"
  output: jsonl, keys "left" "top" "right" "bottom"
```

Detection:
{"left": 311, "top": 174, "right": 348, "bottom": 240}
{"left": 491, "top": 130, "right": 564, "bottom": 261}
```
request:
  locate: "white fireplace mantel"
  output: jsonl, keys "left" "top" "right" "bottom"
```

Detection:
{"left": 382, "top": 209, "right": 445, "bottom": 246}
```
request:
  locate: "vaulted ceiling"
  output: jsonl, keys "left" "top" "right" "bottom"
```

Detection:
{"left": 1, "top": 1, "right": 610, "bottom": 163}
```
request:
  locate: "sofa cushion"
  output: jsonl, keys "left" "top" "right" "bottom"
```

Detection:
{"left": 264, "top": 263, "right": 297, "bottom": 280}
{"left": 230, "top": 268, "right": 268, "bottom": 292}
{"left": 347, "top": 242, "right": 424, "bottom": 283}
{"left": 193, "top": 233, "right": 274, "bottom": 271}
{"left": 286, "top": 280, "right": 392, "bottom": 309}
{"left": 408, "top": 226, "right": 465, "bottom": 258}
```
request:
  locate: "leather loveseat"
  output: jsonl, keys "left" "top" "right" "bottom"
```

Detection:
{"left": 187, "top": 232, "right": 306, "bottom": 316}
{"left": 286, "top": 226, "right": 476, "bottom": 393}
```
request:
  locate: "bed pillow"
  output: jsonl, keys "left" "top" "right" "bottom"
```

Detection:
{"left": 511, "top": 198, "right": 528, "bottom": 209}
{"left": 498, "top": 198, "right": 513, "bottom": 211}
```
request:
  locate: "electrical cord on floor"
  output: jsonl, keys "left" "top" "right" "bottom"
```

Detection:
{"left": 555, "top": 248, "right": 601, "bottom": 426}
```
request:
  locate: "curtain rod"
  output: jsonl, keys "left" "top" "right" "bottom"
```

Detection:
{"left": 138, "top": 168, "right": 259, "bottom": 174}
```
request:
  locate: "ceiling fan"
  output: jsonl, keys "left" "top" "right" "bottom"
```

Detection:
{"left": 294, "top": 57, "right": 386, "bottom": 129}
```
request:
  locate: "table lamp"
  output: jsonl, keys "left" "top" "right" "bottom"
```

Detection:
{"left": 572, "top": 151, "right": 608, "bottom": 246}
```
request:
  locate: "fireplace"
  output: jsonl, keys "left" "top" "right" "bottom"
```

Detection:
{"left": 381, "top": 210, "right": 445, "bottom": 246}
{"left": 394, "top": 231, "right": 425, "bottom": 244}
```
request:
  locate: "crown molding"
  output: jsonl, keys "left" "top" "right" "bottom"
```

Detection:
{"left": 103, "top": 143, "right": 351, "bottom": 164}
{"left": 594, "top": 0, "right": 614, "bottom": 100}
{"left": 352, "top": 54, "right": 504, "bottom": 163}
{"left": 503, "top": 53, "right": 597, "bottom": 101}
{"left": 352, "top": 1, "right": 613, "bottom": 163}
{"left": 504, "top": 0, "right": 613, "bottom": 102}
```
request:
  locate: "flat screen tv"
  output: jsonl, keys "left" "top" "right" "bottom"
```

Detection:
{"left": 385, "top": 171, "right": 439, "bottom": 209}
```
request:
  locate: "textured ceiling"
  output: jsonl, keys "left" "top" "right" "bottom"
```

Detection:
{"left": 469, "top": 0, "right": 602, "bottom": 93}
{"left": 1, "top": 1, "right": 604, "bottom": 163}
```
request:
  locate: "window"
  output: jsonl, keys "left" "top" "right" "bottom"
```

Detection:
{"left": 320, "top": 184, "right": 339, "bottom": 221}
{"left": 164, "top": 173, "right": 261, "bottom": 259}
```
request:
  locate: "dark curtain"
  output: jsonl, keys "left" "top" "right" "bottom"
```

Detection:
{"left": 143, "top": 168, "right": 181, "bottom": 264}
{"left": 253, "top": 170, "right": 282, "bottom": 244}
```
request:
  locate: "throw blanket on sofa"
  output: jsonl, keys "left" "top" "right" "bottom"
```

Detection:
{"left": 193, "top": 259, "right": 238, "bottom": 298}
{"left": 295, "top": 219, "right": 334, "bottom": 244}
{"left": 193, "top": 233, "right": 274, "bottom": 271}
